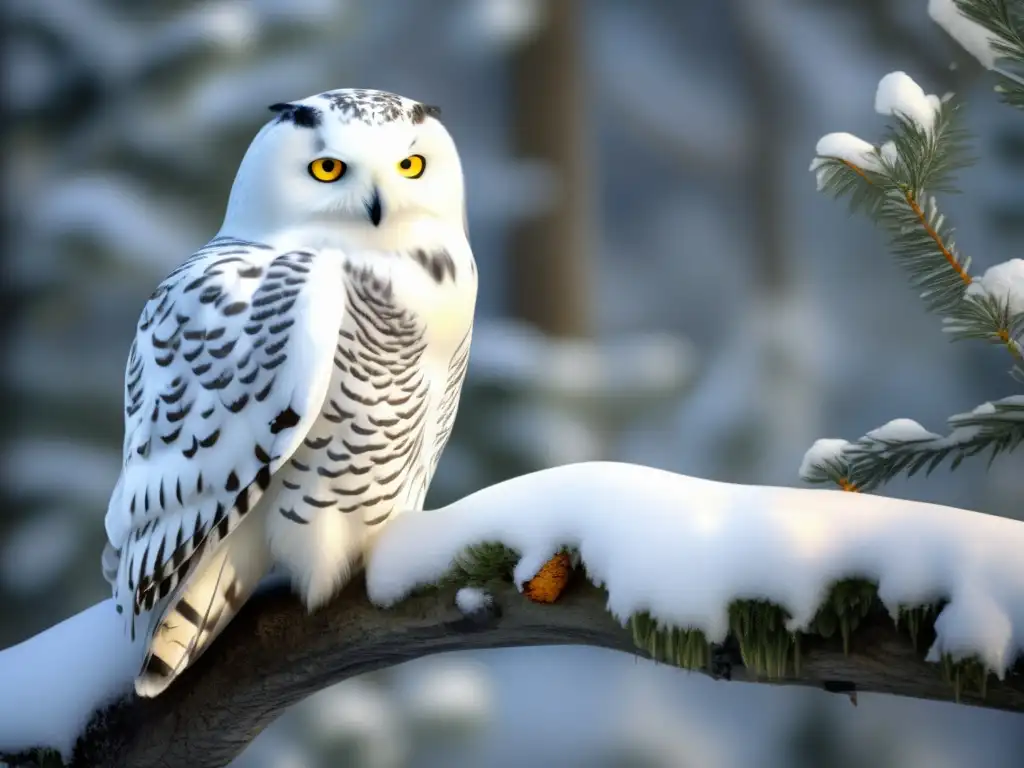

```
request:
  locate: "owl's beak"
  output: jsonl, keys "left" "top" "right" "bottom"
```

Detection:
{"left": 366, "top": 188, "right": 382, "bottom": 227}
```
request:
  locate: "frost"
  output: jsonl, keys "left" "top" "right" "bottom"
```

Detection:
{"left": 455, "top": 586, "right": 493, "bottom": 614}
{"left": 367, "top": 462, "right": 1024, "bottom": 678}
{"left": 874, "top": 72, "right": 943, "bottom": 133}
{"left": 0, "top": 600, "right": 143, "bottom": 759}
{"left": 965, "top": 258, "right": 1024, "bottom": 316}
{"left": 798, "top": 438, "right": 851, "bottom": 480}
{"left": 929, "top": 0, "right": 1008, "bottom": 70}
{"left": 864, "top": 418, "right": 942, "bottom": 444}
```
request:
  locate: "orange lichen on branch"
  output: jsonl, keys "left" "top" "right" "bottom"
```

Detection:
{"left": 903, "top": 191, "right": 972, "bottom": 286}
{"left": 523, "top": 552, "right": 573, "bottom": 604}
{"left": 838, "top": 478, "right": 860, "bottom": 493}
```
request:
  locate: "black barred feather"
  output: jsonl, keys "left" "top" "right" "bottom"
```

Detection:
{"left": 103, "top": 236, "right": 347, "bottom": 640}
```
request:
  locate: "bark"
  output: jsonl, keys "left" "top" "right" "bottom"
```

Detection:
{"left": 6, "top": 575, "right": 1019, "bottom": 768}
{"left": 508, "top": 0, "right": 592, "bottom": 337}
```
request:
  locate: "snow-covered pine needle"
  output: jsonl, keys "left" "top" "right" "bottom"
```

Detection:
{"left": 800, "top": 397, "right": 1024, "bottom": 492}
{"left": 930, "top": 0, "right": 1024, "bottom": 108}
{"left": 811, "top": 72, "right": 973, "bottom": 315}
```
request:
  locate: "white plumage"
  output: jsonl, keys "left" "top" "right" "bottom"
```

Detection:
{"left": 101, "top": 89, "right": 477, "bottom": 697}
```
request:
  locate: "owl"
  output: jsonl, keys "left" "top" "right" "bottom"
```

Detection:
{"left": 101, "top": 88, "right": 478, "bottom": 697}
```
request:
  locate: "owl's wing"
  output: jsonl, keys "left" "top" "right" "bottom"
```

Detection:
{"left": 103, "top": 236, "right": 346, "bottom": 631}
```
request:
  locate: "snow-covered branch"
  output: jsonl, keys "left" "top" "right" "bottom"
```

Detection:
{"left": 2, "top": 463, "right": 1023, "bottom": 768}
{"left": 801, "top": 395, "right": 1024, "bottom": 491}
{"left": 930, "top": 0, "right": 1024, "bottom": 108}
{"left": 805, "top": 63, "right": 1023, "bottom": 490}
{"left": 810, "top": 72, "right": 974, "bottom": 315}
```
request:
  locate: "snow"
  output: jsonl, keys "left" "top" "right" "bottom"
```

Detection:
{"left": 874, "top": 72, "right": 943, "bottom": 133}
{"left": 965, "top": 258, "right": 1024, "bottom": 317}
{"left": 798, "top": 438, "right": 851, "bottom": 479}
{"left": 810, "top": 70, "right": 944, "bottom": 186}
{"left": 0, "top": 600, "right": 142, "bottom": 760}
{"left": 929, "top": 0, "right": 1007, "bottom": 70}
{"left": 863, "top": 418, "right": 942, "bottom": 444}
{"left": 811, "top": 135, "right": 899, "bottom": 187}
{"left": 947, "top": 396, "right": 1024, "bottom": 444}
{"left": 812, "top": 133, "right": 886, "bottom": 174}
{"left": 456, "top": 586, "right": 494, "bottom": 614}
{"left": 367, "top": 462, "right": 1024, "bottom": 678}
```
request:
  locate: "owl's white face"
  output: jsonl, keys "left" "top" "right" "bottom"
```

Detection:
{"left": 221, "top": 89, "right": 467, "bottom": 250}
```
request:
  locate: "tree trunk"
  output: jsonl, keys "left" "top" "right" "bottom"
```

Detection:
{"left": 508, "top": 0, "right": 592, "bottom": 338}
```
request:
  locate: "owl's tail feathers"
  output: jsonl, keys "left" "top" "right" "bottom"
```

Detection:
{"left": 135, "top": 516, "right": 269, "bottom": 698}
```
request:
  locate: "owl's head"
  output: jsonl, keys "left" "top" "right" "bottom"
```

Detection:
{"left": 221, "top": 88, "right": 466, "bottom": 248}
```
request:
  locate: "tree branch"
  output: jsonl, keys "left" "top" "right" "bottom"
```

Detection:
{"left": 4, "top": 572, "right": 1016, "bottom": 768}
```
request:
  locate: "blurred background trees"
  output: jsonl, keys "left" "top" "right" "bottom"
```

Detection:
{"left": 2, "top": 1, "right": 1022, "bottom": 766}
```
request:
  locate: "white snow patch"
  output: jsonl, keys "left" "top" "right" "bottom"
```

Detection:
{"left": 456, "top": 586, "right": 493, "bottom": 614}
{"left": 946, "top": 395, "right": 1024, "bottom": 445}
{"left": 874, "top": 72, "right": 943, "bottom": 133}
{"left": 929, "top": 0, "right": 1008, "bottom": 70}
{"left": 812, "top": 132, "right": 886, "bottom": 174}
{"left": 798, "top": 438, "right": 851, "bottom": 479}
{"left": 864, "top": 418, "right": 942, "bottom": 444}
{"left": 811, "top": 134, "right": 897, "bottom": 188}
{"left": 965, "top": 258, "right": 1024, "bottom": 317}
{"left": 367, "top": 462, "right": 1024, "bottom": 677}
{"left": 0, "top": 600, "right": 142, "bottom": 759}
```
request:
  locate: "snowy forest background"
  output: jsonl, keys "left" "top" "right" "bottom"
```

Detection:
{"left": 2, "top": 0, "right": 1022, "bottom": 766}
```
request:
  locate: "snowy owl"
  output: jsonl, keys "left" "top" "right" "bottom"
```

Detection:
{"left": 100, "top": 88, "right": 477, "bottom": 697}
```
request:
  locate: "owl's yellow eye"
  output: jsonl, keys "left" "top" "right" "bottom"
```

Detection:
{"left": 308, "top": 157, "right": 346, "bottom": 182}
{"left": 397, "top": 154, "right": 426, "bottom": 179}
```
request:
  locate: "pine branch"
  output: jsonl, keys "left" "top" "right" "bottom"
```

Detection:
{"left": 801, "top": 396, "right": 1024, "bottom": 492}
{"left": 944, "top": 293, "right": 1024, "bottom": 366}
{"left": 953, "top": 0, "right": 1024, "bottom": 108}
{"left": 814, "top": 102, "right": 974, "bottom": 314}
{"left": 814, "top": 98, "right": 1024, "bottom": 373}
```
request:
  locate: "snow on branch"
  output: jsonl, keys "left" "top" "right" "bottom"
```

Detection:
{"left": 810, "top": 72, "right": 974, "bottom": 315}
{"left": 801, "top": 396, "right": 1024, "bottom": 492}
{"left": 2, "top": 463, "right": 1023, "bottom": 767}
{"left": 805, "top": 65, "right": 1023, "bottom": 490}
{"left": 930, "top": 0, "right": 1024, "bottom": 109}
